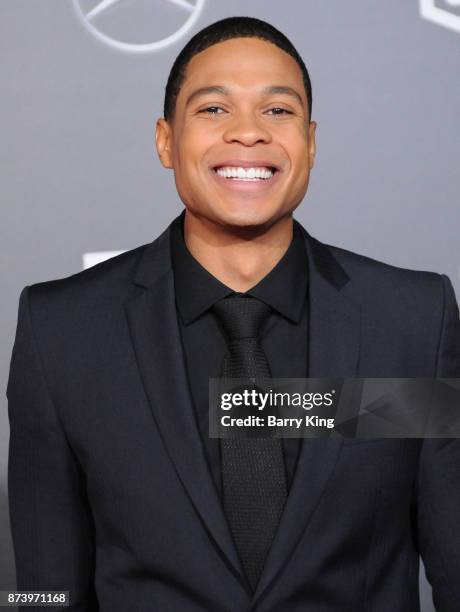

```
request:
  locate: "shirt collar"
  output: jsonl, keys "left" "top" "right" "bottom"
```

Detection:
{"left": 170, "top": 211, "right": 308, "bottom": 325}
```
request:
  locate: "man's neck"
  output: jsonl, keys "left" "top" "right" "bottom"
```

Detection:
{"left": 183, "top": 210, "right": 294, "bottom": 292}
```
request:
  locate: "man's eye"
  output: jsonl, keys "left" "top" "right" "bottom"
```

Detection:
{"left": 198, "top": 107, "right": 225, "bottom": 115}
{"left": 267, "top": 107, "right": 292, "bottom": 116}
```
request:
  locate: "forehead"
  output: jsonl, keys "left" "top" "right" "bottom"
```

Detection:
{"left": 181, "top": 37, "right": 305, "bottom": 97}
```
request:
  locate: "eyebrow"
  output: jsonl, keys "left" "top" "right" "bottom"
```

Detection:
{"left": 185, "top": 85, "right": 305, "bottom": 109}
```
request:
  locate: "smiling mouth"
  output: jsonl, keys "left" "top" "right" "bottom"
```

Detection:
{"left": 212, "top": 166, "right": 279, "bottom": 181}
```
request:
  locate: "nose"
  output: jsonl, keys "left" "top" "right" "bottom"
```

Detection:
{"left": 222, "top": 110, "right": 272, "bottom": 146}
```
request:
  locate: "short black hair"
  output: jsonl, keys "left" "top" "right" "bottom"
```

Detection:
{"left": 163, "top": 16, "right": 313, "bottom": 123}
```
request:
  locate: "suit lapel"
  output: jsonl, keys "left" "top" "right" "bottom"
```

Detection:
{"left": 125, "top": 220, "right": 249, "bottom": 592}
{"left": 249, "top": 222, "right": 362, "bottom": 608}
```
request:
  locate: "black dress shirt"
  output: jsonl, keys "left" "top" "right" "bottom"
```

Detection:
{"left": 170, "top": 211, "right": 309, "bottom": 498}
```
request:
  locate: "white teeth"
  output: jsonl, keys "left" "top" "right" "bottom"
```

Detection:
{"left": 215, "top": 166, "right": 275, "bottom": 180}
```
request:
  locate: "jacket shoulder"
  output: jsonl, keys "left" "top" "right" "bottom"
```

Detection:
{"left": 326, "top": 242, "right": 444, "bottom": 293}
{"left": 29, "top": 242, "right": 148, "bottom": 294}
{"left": 20, "top": 242, "right": 153, "bottom": 328}
{"left": 320, "top": 241, "right": 452, "bottom": 333}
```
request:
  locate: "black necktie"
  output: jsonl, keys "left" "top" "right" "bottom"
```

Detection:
{"left": 212, "top": 293, "right": 288, "bottom": 592}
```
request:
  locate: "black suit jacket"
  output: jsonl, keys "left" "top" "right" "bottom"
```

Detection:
{"left": 7, "top": 214, "right": 460, "bottom": 611}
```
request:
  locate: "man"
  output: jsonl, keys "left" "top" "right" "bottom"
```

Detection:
{"left": 7, "top": 15, "right": 460, "bottom": 612}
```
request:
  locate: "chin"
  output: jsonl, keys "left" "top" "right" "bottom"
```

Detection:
{"left": 212, "top": 202, "right": 278, "bottom": 229}
{"left": 216, "top": 210, "right": 274, "bottom": 230}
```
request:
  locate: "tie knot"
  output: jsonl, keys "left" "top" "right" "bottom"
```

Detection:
{"left": 212, "top": 294, "right": 271, "bottom": 341}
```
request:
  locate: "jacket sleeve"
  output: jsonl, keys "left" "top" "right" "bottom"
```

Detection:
{"left": 7, "top": 286, "right": 99, "bottom": 611}
{"left": 416, "top": 274, "right": 460, "bottom": 611}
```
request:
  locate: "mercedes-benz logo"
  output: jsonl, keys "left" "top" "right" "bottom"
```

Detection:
{"left": 73, "top": 0, "right": 206, "bottom": 53}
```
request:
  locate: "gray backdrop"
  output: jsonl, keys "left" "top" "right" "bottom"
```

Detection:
{"left": 1, "top": 2, "right": 459, "bottom": 610}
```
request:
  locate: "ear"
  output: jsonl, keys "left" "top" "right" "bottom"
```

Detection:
{"left": 308, "top": 121, "right": 317, "bottom": 170}
{"left": 155, "top": 118, "right": 173, "bottom": 169}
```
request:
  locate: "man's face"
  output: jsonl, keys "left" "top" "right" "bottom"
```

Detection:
{"left": 156, "top": 37, "right": 316, "bottom": 230}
